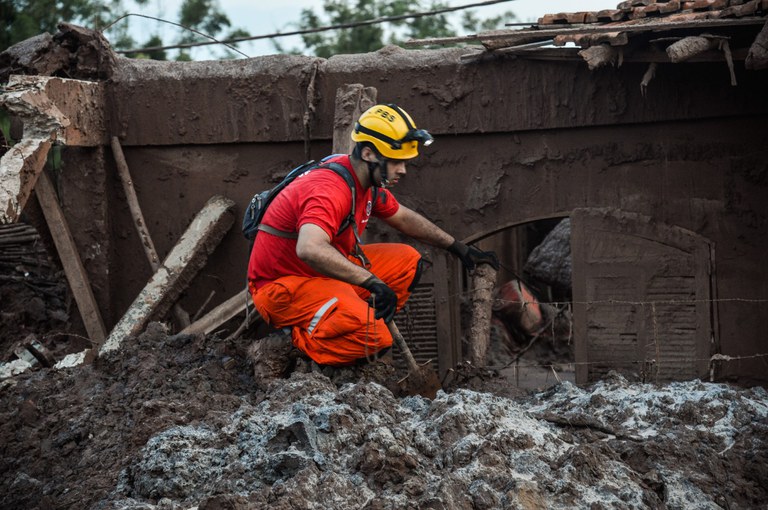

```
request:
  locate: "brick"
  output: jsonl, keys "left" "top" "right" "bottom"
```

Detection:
{"left": 566, "top": 12, "right": 588, "bottom": 23}
{"left": 689, "top": 0, "right": 728, "bottom": 10}
{"left": 598, "top": 9, "right": 628, "bottom": 20}
{"left": 659, "top": 0, "right": 683, "bottom": 12}
{"left": 585, "top": 12, "right": 600, "bottom": 23}
{"left": 538, "top": 14, "right": 556, "bottom": 25}
{"left": 719, "top": 0, "right": 759, "bottom": 16}
{"left": 643, "top": 3, "right": 664, "bottom": 13}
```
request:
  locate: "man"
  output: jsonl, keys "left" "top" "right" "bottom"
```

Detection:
{"left": 248, "top": 103, "right": 498, "bottom": 370}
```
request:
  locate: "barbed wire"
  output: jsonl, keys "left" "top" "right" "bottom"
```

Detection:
{"left": 464, "top": 285, "right": 768, "bottom": 308}
{"left": 452, "top": 282, "right": 768, "bottom": 382}
{"left": 110, "top": 0, "right": 516, "bottom": 55}
{"left": 482, "top": 351, "right": 768, "bottom": 371}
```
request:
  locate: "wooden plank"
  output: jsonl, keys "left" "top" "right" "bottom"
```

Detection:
{"left": 110, "top": 136, "right": 190, "bottom": 328}
{"left": 100, "top": 195, "right": 235, "bottom": 354}
{"left": 35, "top": 170, "right": 107, "bottom": 343}
{"left": 110, "top": 137, "right": 161, "bottom": 268}
{"left": 332, "top": 84, "right": 378, "bottom": 155}
{"left": 181, "top": 288, "right": 251, "bottom": 335}
{"left": 467, "top": 264, "right": 498, "bottom": 366}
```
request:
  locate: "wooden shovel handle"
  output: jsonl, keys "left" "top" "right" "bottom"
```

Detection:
{"left": 386, "top": 320, "right": 419, "bottom": 372}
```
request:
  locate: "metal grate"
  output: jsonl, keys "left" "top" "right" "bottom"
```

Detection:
{"left": 392, "top": 283, "right": 439, "bottom": 371}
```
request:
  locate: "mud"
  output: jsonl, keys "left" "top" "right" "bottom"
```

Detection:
{"left": 1, "top": 319, "right": 766, "bottom": 510}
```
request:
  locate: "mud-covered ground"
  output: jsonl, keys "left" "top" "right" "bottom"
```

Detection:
{"left": 1, "top": 314, "right": 767, "bottom": 509}
{"left": 0, "top": 226, "right": 765, "bottom": 508}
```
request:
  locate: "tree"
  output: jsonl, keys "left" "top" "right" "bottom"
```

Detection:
{"left": 273, "top": 0, "right": 517, "bottom": 57}
{"left": 2, "top": 0, "right": 249, "bottom": 61}
{"left": 172, "top": 0, "right": 248, "bottom": 61}
{"left": 1, "top": 0, "right": 144, "bottom": 52}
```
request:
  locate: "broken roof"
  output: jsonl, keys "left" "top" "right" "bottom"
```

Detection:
{"left": 407, "top": 0, "right": 768, "bottom": 72}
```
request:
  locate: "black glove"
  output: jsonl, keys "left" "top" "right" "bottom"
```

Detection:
{"left": 447, "top": 240, "right": 500, "bottom": 271}
{"left": 361, "top": 275, "right": 398, "bottom": 323}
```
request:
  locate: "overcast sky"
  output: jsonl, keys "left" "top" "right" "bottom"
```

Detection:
{"left": 120, "top": 0, "right": 616, "bottom": 59}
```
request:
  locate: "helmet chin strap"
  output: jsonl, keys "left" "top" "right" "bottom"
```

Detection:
{"left": 367, "top": 157, "right": 389, "bottom": 188}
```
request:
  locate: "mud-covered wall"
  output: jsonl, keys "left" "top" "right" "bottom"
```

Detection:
{"left": 63, "top": 46, "right": 767, "bottom": 383}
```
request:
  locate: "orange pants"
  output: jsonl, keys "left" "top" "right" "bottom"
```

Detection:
{"left": 250, "top": 243, "right": 422, "bottom": 366}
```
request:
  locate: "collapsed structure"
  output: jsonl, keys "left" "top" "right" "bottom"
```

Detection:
{"left": 1, "top": 2, "right": 767, "bottom": 385}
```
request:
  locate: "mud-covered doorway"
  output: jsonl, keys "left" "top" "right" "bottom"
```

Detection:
{"left": 570, "top": 207, "right": 716, "bottom": 384}
{"left": 465, "top": 217, "right": 576, "bottom": 389}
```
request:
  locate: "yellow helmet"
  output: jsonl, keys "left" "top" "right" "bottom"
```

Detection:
{"left": 351, "top": 104, "right": 433, "bottom": 160}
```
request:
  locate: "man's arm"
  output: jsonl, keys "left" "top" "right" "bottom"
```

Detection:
{"left": 295, "top": 223, "right": 399, "bottom": 321}
{"left": 383, "top": 204, "right": 500, "bottom": 270}
{"left": 381, "top": 204, "right": 454, "bottom": 248}
{"left": 295, "top": 223, "right": 372, "bottom": 286}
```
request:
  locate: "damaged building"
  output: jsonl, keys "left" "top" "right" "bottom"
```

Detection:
{"left": 1, "top": 2, "right": 767, "bottom": 388}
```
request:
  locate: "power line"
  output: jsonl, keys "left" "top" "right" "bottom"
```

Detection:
{"left": 104, "top": 13, "right": 250, "bottom": 58}
{"left": 114, "top": 0, "right": 516, "bottom": 55}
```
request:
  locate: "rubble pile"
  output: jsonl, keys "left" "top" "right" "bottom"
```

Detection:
{"left": 1, "top": 323, "right": 766, "bottom": 509}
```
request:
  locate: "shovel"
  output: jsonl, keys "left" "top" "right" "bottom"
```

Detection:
{"left": 387, "top": 320, "right": 442, "bottom": 399}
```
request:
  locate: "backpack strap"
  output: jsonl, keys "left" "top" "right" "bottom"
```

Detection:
{"left": 318, "top": 162, "right": 371, "bottom": 267}
{"left": 254, "top": 162, "right": 358, "bottom": 242}
{"left": 257, "top": 224, "right": 298, "bottom": 239}
{"left": 320, "top": 162, "right": 358, "bottom": 237}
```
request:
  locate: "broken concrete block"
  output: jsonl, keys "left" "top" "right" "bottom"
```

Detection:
{"left": 100, "top": 195, "right": 236, "bottom": 354}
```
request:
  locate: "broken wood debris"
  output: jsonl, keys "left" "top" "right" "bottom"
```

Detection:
{"left": 0, "top": 334, "right": 56, "bottom": 379}
{"left": 35, "top": 170, "right": 107, "bottom": 344}
{"left": 181, "top": 287, "right": 252, "bottom": 336}
{"left": 407, "top": 4, "right": 765, "bottom": 86}
{"left": 746, "top": 19, "right": 768, "bottom": 68}
{"left": 467, "top": 264, "right": 498, "bottom": 367}
{"left": 579, "top": 44, "right": 621, "bottom": 69}
{"left": 0, "top": 75, "right": 106, "bottom": 223}
{"left": 666, "top": 34, "right": 726, "bottom": 61}
{"left": 110, "top": 136, "right": 191, "bottom": 329}
{"left": 100, "top": 195, "right": 235, "bottom": 354}
{"left": 405, "top": 18, "right": 766, "bottom": 49}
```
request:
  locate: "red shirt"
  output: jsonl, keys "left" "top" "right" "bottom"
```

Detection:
{"left": 247, "top": 155, "right": 400, "bottom": 290}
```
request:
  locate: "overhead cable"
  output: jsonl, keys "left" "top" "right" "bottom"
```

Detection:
{"left": 113, "top": 0, "right": 516, "bottom": 55}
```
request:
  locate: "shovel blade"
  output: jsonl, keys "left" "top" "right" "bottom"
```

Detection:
{"left": 387, "top": 321, "right": 442, "bottom": 399}
{"left": 397, "top": 363, "right": 442, "bottom": 399}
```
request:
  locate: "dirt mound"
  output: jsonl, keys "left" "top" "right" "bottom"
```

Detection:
{"left": 1, "top": 323, "right": 767, "bottom": 509}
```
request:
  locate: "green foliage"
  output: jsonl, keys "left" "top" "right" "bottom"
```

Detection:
{"left": 2, "top": 0, "right": 248, "bottom": 61}
{"left": 461, "top": 10, "right": 517, "bottom": 32}
{"left": 123, "top": 34, "right": 166, "bottom": 60}
{"left": 178, "top": 0, "right": 230, "bottom": 43}
{"left": 174, "top": 0, "right": 248, "bottom": 60}
{"left": 296, "top": 0, "right": 389, "bottom": 58}
{"left": 1, "top": 0, "right": 148, "bottom": 51}
{"left": 3, "top": 0, "right": 515, "bottom": 61}
{"left": 277, "top": 0, "right": 517, "bottom": 57}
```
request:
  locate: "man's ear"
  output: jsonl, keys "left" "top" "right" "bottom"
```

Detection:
{"left": 360, "top": 146, "right": 376, "bottom": 162}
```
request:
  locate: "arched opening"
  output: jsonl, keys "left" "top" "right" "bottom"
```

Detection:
{"left": 458, "top": 216, "right": 576, "bottom": 390}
